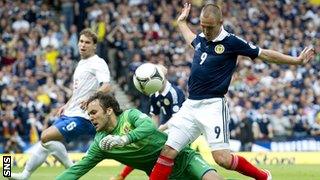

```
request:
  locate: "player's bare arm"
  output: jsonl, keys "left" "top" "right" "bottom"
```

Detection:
{"left": 177, "top": 3, "right": 196, "bottom": 47}
{"left": 151, "top": 114, "right": 160, "bottom": 127}
{"left": 158, "top": 123, "right": 168, "bottom": 132}
{"left": 258, "top": 47, "right": 315, "bottom": 65}
{"left": 98, "top": 82, "right": 112, "bottom": 93}
{"left": 56, "top": 96, "right": 73, "bottom": 116}
{"left": 81, "top": 82, "right": 112, "bottom": 110}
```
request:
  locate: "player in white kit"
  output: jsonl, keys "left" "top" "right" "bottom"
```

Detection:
{"left": 10, "top": 29, "right": 112, "bottom": 180}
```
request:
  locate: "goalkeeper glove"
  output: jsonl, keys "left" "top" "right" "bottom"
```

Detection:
{"left": 99, "top": 135, "right": 130, "bottom": 150}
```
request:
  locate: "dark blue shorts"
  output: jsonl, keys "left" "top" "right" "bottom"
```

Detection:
{"left": 53, "top": 115, "right": 96, "bottom": 143}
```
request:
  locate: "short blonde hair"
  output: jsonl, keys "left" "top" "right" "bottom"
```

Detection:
{"left": 201, "top": 3, "right": 222, "bottom": 21}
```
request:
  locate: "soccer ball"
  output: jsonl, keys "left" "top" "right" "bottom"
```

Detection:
{"left": 133, "top": 63, "right": 165, "bottom": 95}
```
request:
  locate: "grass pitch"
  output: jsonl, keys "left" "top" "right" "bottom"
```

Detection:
{"left": 9, "top": 164, "right": 320, "bottom": 180}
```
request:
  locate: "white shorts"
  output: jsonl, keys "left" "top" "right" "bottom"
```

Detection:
{"left": 166, "top": 97, "right": 230, "bottom": 152}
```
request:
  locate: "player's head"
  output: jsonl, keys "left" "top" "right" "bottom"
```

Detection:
{"left": 200, "top": 3, "right": 223, "bottom": 41}
{"left": 78, "top": 28, "right": 98, "bottom": 59}
{"left": 86, "top": 92, "right": 123, "bottom": 132}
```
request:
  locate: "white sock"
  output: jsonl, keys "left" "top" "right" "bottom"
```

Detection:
{"left": 23, "top": 143, "right": 49, "bottom": 176}
{"left": 43, "top": 141, "right": 73, "bottom": 168}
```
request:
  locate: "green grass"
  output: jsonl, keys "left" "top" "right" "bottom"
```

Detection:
{"left": 10, "top": 164, "right": 320, "bottom": 180}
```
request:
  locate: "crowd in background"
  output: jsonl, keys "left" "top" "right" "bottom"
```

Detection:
{"left": 0, "top": 0, "right": 319, "bottom": 153}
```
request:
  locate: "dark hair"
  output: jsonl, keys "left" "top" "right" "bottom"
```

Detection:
{"left": 87, "top": 92, "right": 123, "bottom": 116}
{"left": 79, "top": 28, "right": 98, "bottom": 44}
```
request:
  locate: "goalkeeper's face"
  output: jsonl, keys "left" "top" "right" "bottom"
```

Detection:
{"left": 87, "top": 99, "right": 110, "bottom": 132}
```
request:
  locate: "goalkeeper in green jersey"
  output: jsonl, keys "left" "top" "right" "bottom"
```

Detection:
{"left": 56, "top": 92, "right": 223, "bottom": 180}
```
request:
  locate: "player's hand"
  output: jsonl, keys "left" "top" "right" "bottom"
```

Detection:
{"left": 56, "top": 105, "right": 66, "bottom": 116}
{"left": 99, "top": 135, "right": 129, "bottom": 150}
{"left": 80, "top": 100, "right": 89, "bottom": 111}
{"left": 297, "top": 47, "right": 315, "bottom": 65}
{"left": 177, "top": 3, "right": 191, "bottom": 22}
{"left": 158, "top": 124, "right": 168, "bottom": 132}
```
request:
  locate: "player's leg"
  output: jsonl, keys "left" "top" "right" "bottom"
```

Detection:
{"left": 9, "top": 142, "right": 50, "bottom": 180}
{"left": 185, "top": 152, "right": 223, "bottom": 180}
{"left": 212, "top": 149, "right": 270, "bottom": 179}
{"left": 41, "top": 125, "right": 73, "bottom": 168}
{"left": 190, "top": 135, "right": 213, "bottom": 164}
{"left": 150, "top": 100, "right": 201, "bottom": 180}
{"left": 148, "top": 144, "right": 179, "bottom": 180}
{"left": 43, "top": 116, "right": 96, "bottom": 168}
{"left": 200, "top": 98, "right": 270, "bottom": 179}
{"left": 10, "top": 117, "right": 71, "bottom": 180}
{"left": 202, "top": 170, "right": 223, "bottom": 180}
{"left": 110, "top": 165, "right": 134, "bottom": 180}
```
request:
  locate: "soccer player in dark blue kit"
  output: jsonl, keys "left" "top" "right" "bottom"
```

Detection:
{"left": 149, "top": 3, "right": 315, "bottom": 180}
{"left": 149, "top": 65, "right": 186, "bottom": 127}
{"left": 111, "top": 65, "right": 186, "bottom": 180}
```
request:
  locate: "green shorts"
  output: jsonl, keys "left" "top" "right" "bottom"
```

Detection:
{"left": 170, "top": 153, "right": 215, "bottom": 180}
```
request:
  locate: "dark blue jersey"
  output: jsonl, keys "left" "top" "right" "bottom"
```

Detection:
{"left": 188, "top": 28, "right": 260, "bottom": 100}
{"left": 150, "top": 82, "right": 185, "bottom": 125}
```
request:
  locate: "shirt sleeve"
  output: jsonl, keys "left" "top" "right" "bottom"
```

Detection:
{"left": 170, "top": 87, "right": 185, "bottom": 114}
{"left": 232, "top": 35, "right": 260, "bottom": 60}
{"left": 176, "top": 88, "right": 185, "bottom": 110}
{"left": 93, "top": 58, "right": 111, "bottom": 83}
{"left": 191, "top": 35, "right": 200, "bottom": 48}
{"left": 55, "top": 140, "right": 104, "bottom": 180}
{"left": 126, "top": 109, "right": 157, "bottom": 143}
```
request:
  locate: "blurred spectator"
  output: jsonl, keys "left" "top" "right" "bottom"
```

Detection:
{"left": 236, "top": 112, "right": 254, "bottom": 151}
{"left": 4, "top": 136, "right": 23, "bottom": 153}
{"left": 292, "top": 108, "right": 310, "bottom": 138}
{"left": 12, "top": 13, "right": 30, "bottom": 33}
{"left": 40, "top": 30, "right": 59, "bottom": 49}
{"left": 253, "top": 108, "right": 274, "bottom": 140}
{"left": 310, "top": 112, "right": 320, "bottom": 136}
{"left": 44, "top": 45, "right": 59, "bottom": 73}
{"left": 69, "top": 25, "right": 79, "bottom": 58}
{"left": 61, "top": 0, "right": 75, "bottom": 31}
{"left": 270, "top": 109, "right": 292, "bottom": 141}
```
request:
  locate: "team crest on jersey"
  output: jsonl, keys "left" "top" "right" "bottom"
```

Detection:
{"left": 172, "top": 105, "right": 179, "bottom": 112}
{"left": 123, "top": 126, "right": 130, "bottom": 133}
{"left": 163, "top": 98, "right": 170, "bottom": 106}
{"left": 122, "top": 122, "right": 132, "bottom": 134}
{"left": 214, "top": 44, "right": 225, "bottom": 54}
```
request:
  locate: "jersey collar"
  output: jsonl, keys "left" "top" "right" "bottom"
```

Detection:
{"left": 199, "top": 26, "right": 228, "bottom": 42}
{"left": 154, "top": 81, "right": 171, "bottom": 97}
{"left": 80, "top": 54, "right": 97, "bottom": 62}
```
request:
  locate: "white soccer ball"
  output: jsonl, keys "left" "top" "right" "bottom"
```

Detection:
{"left": 133, "top": 63, "right": 165, "bottom": 95}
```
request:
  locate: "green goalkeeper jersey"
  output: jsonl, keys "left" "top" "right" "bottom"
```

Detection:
{"left": 56, "top": 109, "right": 200, "bottom": 179}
